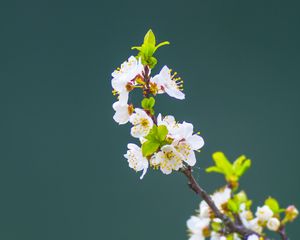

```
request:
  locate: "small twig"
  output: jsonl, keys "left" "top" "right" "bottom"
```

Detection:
{"left": 182, "top": 166, "right": 260, "bottom": 239}
{"left": 142, "top": 65, "right": 157, "bottom": 124}
{"left": 278, "top": 226, "right": 288, "bottom": 240}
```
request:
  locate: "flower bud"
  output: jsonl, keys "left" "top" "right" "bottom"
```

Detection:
{"left": 267, "top": 217, "right": 280, "bottom": 231}
{"left": 285, "top": 205, "right": 299, "bottom": 222}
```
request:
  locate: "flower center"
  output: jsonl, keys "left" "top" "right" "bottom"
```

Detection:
{"left": 127, "top": 105, "right": 134, "bottom": 115}
{"left": 126, "top": 83, "right": 134, "bottom": 92}
{"left": 165, "top": 151, "right": 174, "bottom": 159}
{"left": 140, "top": 118, "right": 149, "bottom": 127}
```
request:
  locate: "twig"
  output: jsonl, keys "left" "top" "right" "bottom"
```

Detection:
{"left": 278, "top": 226, "right": 288, "bottom": 240}
{"left": 182, "top": 166, "right": 260, "bottom": 239}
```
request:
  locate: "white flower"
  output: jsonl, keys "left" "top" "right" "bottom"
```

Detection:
{"left": 111, "top": 56, "right": 143, "bottom": 104}
{"left": 210, "top": 231, "right": 226, "bottom": 240}
{"left": 112, "top": 101, "right": 133, "bottom": 124}
{"left": 255, "top": 205, "right": 273, "bottom": 222}
{"left": 150, "top": 65, "right": 185, "bottom": 100}
{"left": 129, "top": 108, "right": 153, "bottom": 138}
{"left": 187, "top": 216, "right": 210, "bottom": 240}
{"left": 199, "top": 187, "right": 231, "bottom": 218}
{"left": 239, "top": 203, "right": 254, "bottom": 228}
{"left": 212, "top": 187, "right": 231, "bottom": 211}
{"left": 157, "top": 113, "right": 178, "bottom": 134}
{"left": 248, "top": 218, "right": 263, "bottom": 234}
{"left": 124, "top": 143, "right": 148, "bottom": 179}
{"left": 199, "top": 200, "right": 210, "bottom": 218}
{"left": 247, "top": 234, "right": 259, "bottom": 240}
{"left": 267, "top": 217, "right": 280, "bottom": 231}
{"left": 172, "top": 121, "right": 204, "bottom": 166}
{"left": 153, "top": 145, "right": 184, "bottom": 174}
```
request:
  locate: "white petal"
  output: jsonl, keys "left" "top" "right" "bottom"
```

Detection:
{"left": 112, "top": 101, "right": 130, "bottom": 125}
{"left": 130, "top": 125, "right": 144, "bottom": 138}
{"left": 187, "top": 134, "right": 204, "bottom": 150}
{"left": 164, "top": 87, "right": 185, "bottom": 100}
{"left": 118, "top": 91, "right": 129, "bottom": 105}
{"left": 184, "top": 150, "right": 197, "bottom": 166}
{"left": 247, "top": 235, "right": 259, "bottom": 240}
{"left": 139, "top": 161, "right": 149, "bottom": 180}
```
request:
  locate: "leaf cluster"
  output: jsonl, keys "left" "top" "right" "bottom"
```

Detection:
{"left": 132, "top": 29, "right": 170, "bottom": 69}
{"left": 141, "top": 97, "right": 155, "bottom": 115}
{"left": 141, "top": 125, "right": 170, "bottom": 157}
{"left": 206, "top": 152, "right": 251, "bottom": 187}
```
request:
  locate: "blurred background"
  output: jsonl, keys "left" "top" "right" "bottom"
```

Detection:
{"left": 0, "top": 0, "right": 299, "bottom": 239}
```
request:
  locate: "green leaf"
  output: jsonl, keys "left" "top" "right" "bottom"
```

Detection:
{"left": 206, "top": 166, "right": 224, "bottom": 174}
{"left": 144, "top": 29, "right": 156, "bottom": 46}
{"left": 131, "top": 46, "right": 142, "bottom": 51}
{"left": 141, "top": 98, "right": 148, "bottom": 109}
{"left": 144, "top": 125, "right": 158, "bottom": 141}
{"left": 157, "top": 125, "right": 168, "bottom": 141}
{"left": 234, "top": 191, "right": 248, "bottom": 203}
{"left": 131, "top": 30, "right": 169, "bottom": 69}
{"left": 148, "top": 56, "right": 157, "bottom": 69}
{"left": 212, "top": 152, "right": 233, "bottom": 176}
{"left": 227, "top": 199, "right": 239, "bottom": 213}
{"left": 233, "top": 155, "right": 251, "bottom": 177}
{"left": 233, "top": 155, "right": 246, "bottom": 170}
{"left": 245, "top": 200, "right": 252, "bottom": 209}
{"left": 226, "top": 234, "right": 234, "bottom": 240}
{"left": 265, "top": 197, "right": 280, "bottom": 213}
{"left": 211, "top": 221, "right": 222, "bottom": 232}
{"left": 154, "top": 41, "right": 170, "bottom": 52}
{"left": 142, "top": 141, "right": 160, "bottom": 157}
{"left": 148, "top": 97, "right": 155, "bottom": 108}
{"left": 141, "top": 97, "right": 155, "bottom": 110}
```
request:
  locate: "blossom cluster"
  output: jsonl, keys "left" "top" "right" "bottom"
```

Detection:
{"left": 187, "top": 187, "right": 299, "bottom": 240}
{"left": 111, "top": 30, "right": 298, "bottom": 240}
{"left": 111, "top": 54, "right": 204, "bottom": 179}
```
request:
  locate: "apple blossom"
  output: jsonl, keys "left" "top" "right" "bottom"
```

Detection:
{"left": 151, "top": 65, "right": 185, "bottom": 100}
{"left": 111, "top": 56, "right": 143, "bottom": 104}
{"left": 152, "top": 145, "right": 184, "bottom": 174}
{"left": 129, "top": 108, "right": 153, "bottom": 138}
{"left": 124, "top": 143, "right": 148, "bottom": 179}
{"left": 112, "top": 101, "right": 133, "bottom": 124}
{"left": 112, "top": 29, "right": 298, "bottom": 240}
{"left": 187, "top": 215, "right": 210, "bottom": 240}
{"left": 267, "top": 217, "right": 280, "bottom": 231}
{"left": 255, "top": 205, "right": 273, "bottom": 222}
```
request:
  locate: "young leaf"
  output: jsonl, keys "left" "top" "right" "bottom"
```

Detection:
{"left": 144, "top": 29, "right": 156, "bottom": 46}
{"left": 154, "top": 41, "right": 170, "bottom": 52}
{"left": 212, "top": 152, "right": 233, "bottom": 176}
{"left": 265, "top": 197, "right": 280, "bottom": 213}
{"left": 227, "top": 199, "right": 239, "bottom": 213}
{"left": 233, "top": 155, "right": 251, "bottom": 177}
{"left": 148, "top": 97, "right": 155, "bottom": 108}
{"left": 141, "top": 97, "right": 155, "bottom": 110}
{"left": 144, "top": 125, "right": 158, "bottom": 141}
{"left": 206, "top": 166, "right": 224, "bottom": 174}
{"left": 148, "top": 56, "right": 157, "bottom": 68}
{"left": 142, "top": 141, "right": 160, "bottom": 157}
{"left": 157, "top": 125, "right": 168, "bottom": 142}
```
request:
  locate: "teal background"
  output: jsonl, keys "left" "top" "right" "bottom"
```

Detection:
{"left": 1, "top": 0, "right": 299, "bottom": 239}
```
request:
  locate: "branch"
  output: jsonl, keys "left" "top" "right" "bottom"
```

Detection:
{"left": 278, "top": 226, "right": 288, "bottom": 240}
{"left": 182, "top": 166, "right": 260, "bottom": 239}
{"left": 142, "top": 65, "right": 157, "bottom": 124}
